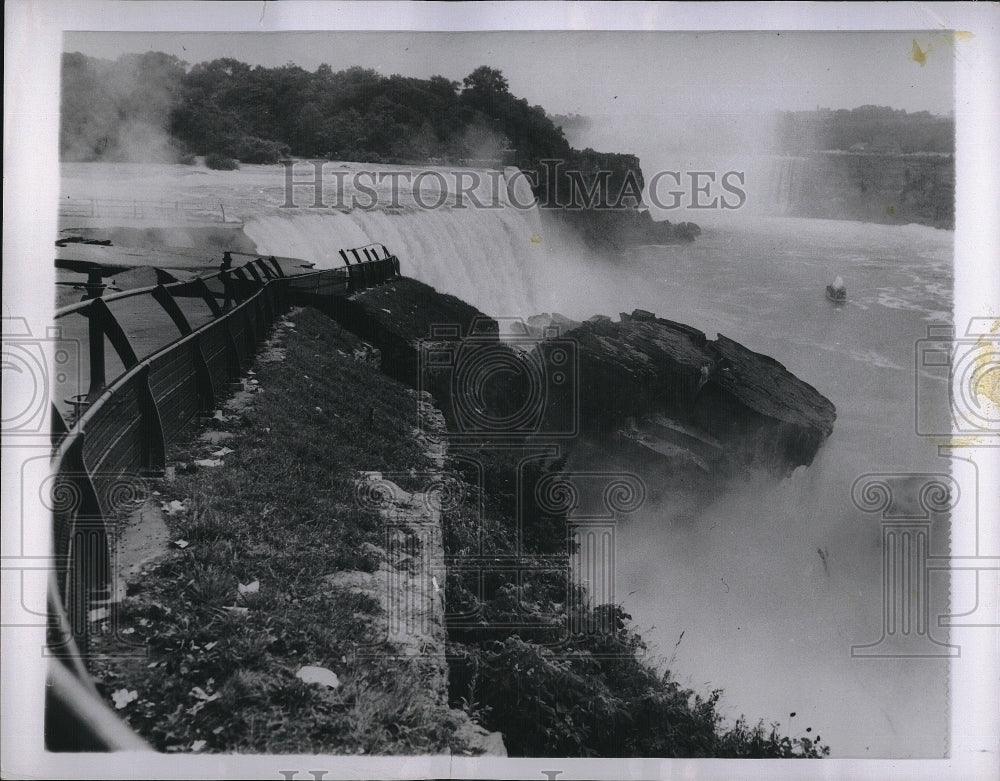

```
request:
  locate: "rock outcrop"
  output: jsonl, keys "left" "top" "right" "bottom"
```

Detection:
{"left": 320, "top": 393, "right": 506, "bottom": 757}
{"left": 336, "top": 280, "right": 835, "bottom": 475}
{"left": 555, "top": 310, "right": 837, "bottom": 474}
{"left": 543, "top": 208, "right": 701, "bottom": 251}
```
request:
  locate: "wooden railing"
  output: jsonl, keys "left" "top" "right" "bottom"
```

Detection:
{"left": 46, "top": 248, "right": 400, "bottom": 671}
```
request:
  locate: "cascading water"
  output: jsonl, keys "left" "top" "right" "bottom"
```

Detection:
{"left": 245, "top": 205, "right": 555, "bottom": 316}
{"left": 771, "top": 155, "right": 803, "bottom": 215}
{"left": 749, "top": 155, "right": 806, "bottom": 216}
{"left": 243, "top": 165, "right": 616, "bottom": 319}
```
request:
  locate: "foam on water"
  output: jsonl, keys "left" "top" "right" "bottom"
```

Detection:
{"left": 246, "top": 208, "right": 548, "bottom": 315}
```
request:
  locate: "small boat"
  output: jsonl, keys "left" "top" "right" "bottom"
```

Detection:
{"left": 826, "top": 275, "right": 847, "bottom": 303}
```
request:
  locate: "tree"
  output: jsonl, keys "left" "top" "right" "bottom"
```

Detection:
{"left": 462, "top": 65, "right": 509, "bottom": 96}
{"left": 461, "top": 66, "right": 511, "bottom": 115}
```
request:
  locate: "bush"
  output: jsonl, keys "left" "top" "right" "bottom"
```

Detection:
{"left": 205, "top": 153, "right": 239, "bottom": 171}
{"left": 440, "top": 443, "right": 830, "bottom": 758}
{"left": 451, "top": 609, "right": 830, "bottom": 758}
{"left": 235, "top": 136, "right": 288, "bottom": 165}
{"left": 176, "top": 151, "right": 197, "bottom": 165}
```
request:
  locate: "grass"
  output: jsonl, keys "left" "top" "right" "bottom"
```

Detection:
{"left": 89, "top": 307, "right": 461, "bottom": 754}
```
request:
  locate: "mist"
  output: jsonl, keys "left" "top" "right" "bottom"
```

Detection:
{"left": 562, "top": 109, "right": 788, "bottom": 224}
{"left": 60, "top": 51, "right": 187, "bottom": 163}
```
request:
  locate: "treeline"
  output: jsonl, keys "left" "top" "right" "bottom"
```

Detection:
{"left": 60, "top": 52, "right": 641, "bottom": 204}
{"left": 776, "top": 105, "right": 954, "bottom": 154}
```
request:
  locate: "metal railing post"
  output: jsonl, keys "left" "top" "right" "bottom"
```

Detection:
{"left": 151, "top": 285, "right": 193, "bottom": 336}
{"left": 193, "top": 278, "right": 223, "bottom": 316}
{"left": 136, "top": 365, "right": 166, "bottom": 473}
{"left": 85, "top": 308, "right": 106, "bottom": 404}
{"left": 244, "top": 263, "right": 263, "bottom": 284}
{"left": 89, "top": 298, "right": 139, "bottom": 371}
{"left": 232, "top": 268, "right": 252, "bottom": 304}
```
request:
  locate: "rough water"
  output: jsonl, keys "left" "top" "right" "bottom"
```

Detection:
{"left": 60, "top": 162, "right": 954, "bottom": 757}
{"left": 609, "top": 217, "right": 953, "bottom": 759}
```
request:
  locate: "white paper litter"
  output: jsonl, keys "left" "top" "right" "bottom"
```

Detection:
{"left": 190, "top": 686, "right": 220, "bottom": 703}
{"left": 111, "top": 689, "right": 138, "bottom": 709}
{"left": 295, "top": 665, "right": 340, "bottom": 689}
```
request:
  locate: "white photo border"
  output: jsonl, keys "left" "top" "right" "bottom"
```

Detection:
{"left": 3, "top": 2, "right": 997, "bottom": 779}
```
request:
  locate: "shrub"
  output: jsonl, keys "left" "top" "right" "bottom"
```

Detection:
{"left": 235, "top": 136, "right": 288, "bottom": 165}
{"left": 450, "top": 609, "right": 830, "bottom": 758}
{"left": 205, "top": 153, "right": 239, "bottom": 171}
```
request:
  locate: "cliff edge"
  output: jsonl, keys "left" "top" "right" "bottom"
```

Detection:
{"left": 562, "top": 310, "right": 836, "bottom": 474}
{"left": 337, "top": 280, "right": 836, "bottom": 475}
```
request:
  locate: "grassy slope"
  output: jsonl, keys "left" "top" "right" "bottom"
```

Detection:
{"left": 90, "top": 307, "right": 464, "bottom": 754}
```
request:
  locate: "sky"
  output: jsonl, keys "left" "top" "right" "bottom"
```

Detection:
{"left": 65, "top": 29, "right": 956, "bottom": 118}
{"left": 62, "top": 29, "right": 957, "bottom": 175}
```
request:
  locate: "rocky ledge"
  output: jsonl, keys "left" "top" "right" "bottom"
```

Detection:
{"left": 543, "top": 208, "right": 701, "bottom": 251}
{"left": 557, "top": 309, "right": 837, "bottom": 474}
{"left": 335, "top": 280, "right": 836, "bottom": 476}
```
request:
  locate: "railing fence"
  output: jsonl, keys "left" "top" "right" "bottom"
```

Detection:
{"left": 48, "top": 248, "right": 401, "bottom": 671}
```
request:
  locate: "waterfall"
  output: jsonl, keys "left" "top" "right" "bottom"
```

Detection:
{"left": 246, "top": 207, "right": 553, "bottom": 316}
{"left": 242, "top": 166, "right": 626, "bottom": 320}
{"left": 758, "top": 155, "right": 805, "bottom": 216}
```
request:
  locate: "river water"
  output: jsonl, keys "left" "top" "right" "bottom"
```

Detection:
{"left": 606, "top": 216, "right": 953, "bottom": 758}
